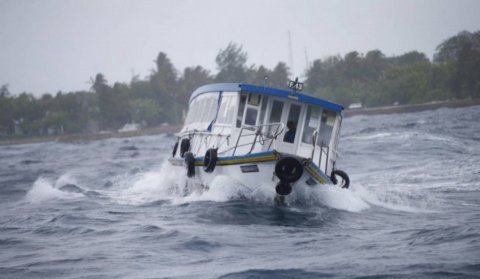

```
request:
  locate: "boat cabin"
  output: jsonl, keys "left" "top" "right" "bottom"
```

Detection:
{"left": 177, "top": 83, "right": 344, "bottom": 175}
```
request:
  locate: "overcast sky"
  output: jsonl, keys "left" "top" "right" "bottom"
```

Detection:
{"left": 1, "top": 0, "right": 479, "bottom": 96}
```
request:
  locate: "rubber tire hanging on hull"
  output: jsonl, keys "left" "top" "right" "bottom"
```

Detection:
{"left": 275, "top": 157, "right": 303, "bottom": 183}
{"left": 331, "top": 169, "right": 350, "bottom": 189}
{"left": 172, "top": 141, "right": 178, "bottom": 157}
{"left": 184, "top": 152, "right": 195, "bottom": 178}
{"left": 203, "top": 148, "right": 217, "bottom": 173}
{"left": 275, "top": 181, "right": 292, "bottom": 196}
{"left": 180, "top": 138, "right": 190, "bottom": 158}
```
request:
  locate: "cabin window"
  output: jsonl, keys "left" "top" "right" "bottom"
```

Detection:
{"left": 283, "top": 104, "right": 301, "bottom": 143}
{"left": 245, "top": 107, "right": 258, "bottom": 125}
{"left": 265, "top": 100, "right": 284, "bottom": 136}
{"left": 201, "top": 95, "right": 218, "bottom": 123}
{"left": 236, "top": 94, "right": 247, "bottom": 128}
{"left": 269, "top": 100, "right": 284, "bottom": 123}
{"left": 248, "top": 94, "right": 261, "bottom": 106}
{"left": 302, "top": 106, "right": 321, "bottom": 144}
{"left": 259, "top": 96, "right": 269, "bottom": 125}
{"left": 243, "top": 93, "right": 261, "bottom": 126}
{"left": 317, "top": 110, "right": 336, "bottom": 146}
{"left": 216, "top": 94, "right": 237, "bottom": 125}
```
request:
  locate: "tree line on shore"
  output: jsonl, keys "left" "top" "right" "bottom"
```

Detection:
{"left": 0, "top": 30, "right": 479, "bottom": 137}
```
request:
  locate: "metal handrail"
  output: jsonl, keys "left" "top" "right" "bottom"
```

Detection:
{"left": 317, "top": 140, "right": 330, "bottom": 174}
{"left": 232, "top": 122, "right": 284, "bottom": 155}
{"left": 311, "top": 130, "right": 318, "bottom": 160}
{"left": 177, "top": 122, "right": 284, "bottom": 157}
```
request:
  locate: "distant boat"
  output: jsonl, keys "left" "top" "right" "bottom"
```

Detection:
{"left": 168, "top": 81, "right": 349, "bottom": 200}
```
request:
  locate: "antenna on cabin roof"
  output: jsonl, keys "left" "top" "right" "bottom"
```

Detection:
{"left": 288, "top": 77, "right": 303, "bottom": 91}
{"left": 304, "top": 47, "right": 311, "bottom": 69}
{"left": 288, "top": 30, "right": 295, "bottom": 76}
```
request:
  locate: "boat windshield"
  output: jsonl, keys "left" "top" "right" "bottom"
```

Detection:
{"left": 185, "top": 92, "right": 219, "bottom": 126}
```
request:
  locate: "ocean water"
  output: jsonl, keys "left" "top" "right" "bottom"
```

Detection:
{"left": 1, "top": 106, "right": 480, "bottom": 279}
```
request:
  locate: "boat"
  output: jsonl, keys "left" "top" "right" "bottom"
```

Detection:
{"left": 168, "top": 80, "right": 349, "bottom": 200}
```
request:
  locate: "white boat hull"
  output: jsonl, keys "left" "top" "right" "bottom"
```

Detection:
{"left": 168, "top": 151, "right": 333, "bottom": 195}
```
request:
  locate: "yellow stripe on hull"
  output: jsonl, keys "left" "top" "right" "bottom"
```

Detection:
{"left": 217, "top": 155, "right": 277, "bottom": 166}
{"left": 192, "top": 154, "right": 277, "bottom": 166}
{"left": 170, "top": 154, "right": 330, "bottom": 185}
{"left": 304, "top": 165, "right": 328, "bottom": 185}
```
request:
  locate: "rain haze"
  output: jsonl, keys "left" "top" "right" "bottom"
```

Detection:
{"left": 2, "top": 1, "right": 480, "bottom": 278}
{"left": 1, "top": 0, "right": 480, "bottom": 96}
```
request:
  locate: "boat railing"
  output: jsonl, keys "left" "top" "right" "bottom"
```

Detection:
{"left": 311, "top": 130, "right": 335, "bottom": 174}
{"left": 311, "top": 130, "right": 319, "bottom": 160}
{"left": 318, "top": 141, "right": 330, "bottom": 174}
{"left": 231, "top": 122, "right": 284, "bottom": 156}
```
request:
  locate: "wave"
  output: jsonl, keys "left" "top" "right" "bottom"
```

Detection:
{"left": 26, "top": 173, "right": 87, "bottom": 203}
{"left": 25, "top": 162, "right": 438, "bottom": 215}
{"left": 26, "top": 174, "right": 84, "bottom": 203}
{"left": 103, "top": 161, "right": 371, "bottom": 212}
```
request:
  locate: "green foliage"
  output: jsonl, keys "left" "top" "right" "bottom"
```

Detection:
{"left": 215, "top": 43, "right": 248, "bottom": 82}
{"left": 1, "top": 31, "right": 479, "bottom": 138}
{"left": 151, "top": 52, "right": 180, "bottom": 124}
{"left": 305, "top": 31, "right": 480, "bottom": 107}
{"left": 1, "top": 84, "right": 10, "bottom": 97}
{"left": 128, "top": 98, "right": 162, "bottom": 125}
{"left": 434, "top": 31, "right": 480, "bottom": 99}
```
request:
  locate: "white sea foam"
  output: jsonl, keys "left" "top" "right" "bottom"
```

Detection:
{"left": 287, "top": 183, "right": 371, "bottom": 212}
{"left": 108, "top": 162, "right": 188, "bottom": 205}
{"left": 172, "top": 175, "right": 253, "bottom": 204}
{"left": 98, "top": 158, "right": 441, "bottom": 214}
{"left": 26, "top": 175, "right": 83, "bottom": 203}
{"left": 103, "top": 159, "right": 374, "bottom": 212}
{"left": 350, "top": 182, "right": 436, "bottom": 213}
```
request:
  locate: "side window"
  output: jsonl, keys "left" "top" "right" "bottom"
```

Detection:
{"left": 302, "top": 106, "right": 320, "bottom": 144}
{"left": 244, "top": 107, "right": 258, "bottom": 125}
{"left": 283, "top": 104, "right": 301, "bottom": 143}
{"left": 216, "top": 96, "right": 228, "bottom": 124}
{"left": 266, "top": 100, "right": 284, "bottom": 136}
{"left": 216, "top": 94, "right": 238, "bottom": 125}
{"left": 259, "top": 96, "right": 269, "bottom": 125}
{"left": 248, "top": 93, "right": 261, "bottom": 106}
{"left": 225, "top": 95, "right": 237, "bottom": 124}
{"left": 241, "top": 93, "right": 261, "bottom": 126}
{"left": 269, "top": 100, "right": 284, "bottom": 123}
{"left": 318, "top": 110, "right": 336, "bottom": 146}
{"left": 236, "top": 94, "right": 247, "bottom": 128}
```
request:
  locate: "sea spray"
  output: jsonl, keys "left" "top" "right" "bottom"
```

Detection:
{"left": 26, "top": 177, "right": 83, "bottom": 203}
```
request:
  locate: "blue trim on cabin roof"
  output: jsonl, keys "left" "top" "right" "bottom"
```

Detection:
{"left": 189, "top": 83, "right": 344, "bottom": 112}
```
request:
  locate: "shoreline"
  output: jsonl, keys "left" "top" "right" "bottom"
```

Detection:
{"left": 1, "top": 98, "right": 479, "bottom": 146}
{"left": 344, "top": 98, "right": 480, "bottom": 117}
{"left": 0, "top": 125, "right": 181, "bottom": 146}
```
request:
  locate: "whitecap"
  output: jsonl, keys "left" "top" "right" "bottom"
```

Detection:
{"left": 26, "top": 177, "right": 83, "bottom": 203}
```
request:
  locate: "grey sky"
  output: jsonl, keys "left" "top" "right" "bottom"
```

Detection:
{"left": 1, "top": 0, "right": 479, "bottom": 96}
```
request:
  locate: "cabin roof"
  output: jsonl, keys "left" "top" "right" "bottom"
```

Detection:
{"left": 190, "top": 83, "right": 344, "bottom": 113}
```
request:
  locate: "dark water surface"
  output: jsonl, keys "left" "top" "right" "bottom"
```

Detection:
{"left": 1, "top": 106, "right": 480, "bottom": 278}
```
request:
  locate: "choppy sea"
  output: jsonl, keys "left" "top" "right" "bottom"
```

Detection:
{"left": 1, "top": 106, "right": 480, "bottom": 279}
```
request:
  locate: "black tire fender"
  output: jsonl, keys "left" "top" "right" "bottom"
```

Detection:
{"left": 172, "top": 141, "right": 179, "bottom": 157}
{"left": 180, "top": 138, "right": 190, "bottom": 158}
{"left": 184, "top": 152, "right": 195, "bottom": 178}
{"left": 203, "top": 148, "right": 217, "bottom": 173}
{"left": 275, "top": 181, "right": 292, "bottom": 196}
{"left": 331, "top": 169, "right": 350, "bottom": 189}
{"left": 275, "top": 157, "right": 303, "bottom": 183}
